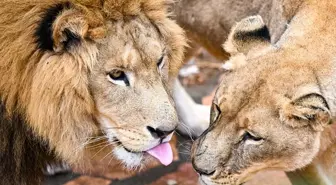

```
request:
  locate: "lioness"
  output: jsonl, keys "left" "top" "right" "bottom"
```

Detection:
{"left": 191, "top": 1, "right": 336, "bottom": 185}
{"left": 0, "top": 0, "right": 186, "bottom": 184}
{"left": 172, "top": 0, "right": 290, "bottom": 137}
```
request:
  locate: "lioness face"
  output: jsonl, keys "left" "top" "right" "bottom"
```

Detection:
{"left": 89, "top": 17, "right": 181, "bottom": 168}
{"left": 192, "top": 16, "right": 331, "bottom": 185}
{"left": 192, "top": 61, "right": 332, "bottom": 185}
{"left": 192, "top": 74, "right": 322, "bottom": 184}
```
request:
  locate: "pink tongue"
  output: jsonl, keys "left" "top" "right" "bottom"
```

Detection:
{"left": 146, "top": 143, "right": 173, "bottom": 166}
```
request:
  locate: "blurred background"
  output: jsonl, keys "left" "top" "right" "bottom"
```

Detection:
{"left": 44, "top": 49, "right": 292, "bottom": 185}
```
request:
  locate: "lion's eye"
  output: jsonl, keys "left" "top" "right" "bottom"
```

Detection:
{"left": 210, "top": 103, "right": 221, "bottom": 125}
{"left": 107, "top": 70, "right": 130, "bottom": 87}
{"left": 157, "top": 55, "right": 165, "bottom": 71}
{"left": 242, "top": 131, "right": 263, "bottom": 142}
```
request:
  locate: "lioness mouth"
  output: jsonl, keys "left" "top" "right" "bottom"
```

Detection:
{"left": 113, "top": 138, "right": 173, "bottom": 166}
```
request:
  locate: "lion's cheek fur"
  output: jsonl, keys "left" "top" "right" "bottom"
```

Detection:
{"left": 26, "top": 52, "right": 99, "bottom": 164}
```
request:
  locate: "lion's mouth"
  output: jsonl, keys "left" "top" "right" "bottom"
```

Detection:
{"left": 112, "top": 138, "right": 174, "bottom": 166}
{"left": 112, "top": 138, "right": 141, "bottom": 153}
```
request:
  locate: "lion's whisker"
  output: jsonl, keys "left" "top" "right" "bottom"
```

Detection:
{"left": 91, "top": 143, "right": 115, "bottom": 159}
{"left": 85, "top": 141, "right": 110, "bottom": 149}
{"left": 84, "top": 137, "right": 108, "bottom": 144}
{"left": 100, "top": 150, "right": 115, "bottom": 162}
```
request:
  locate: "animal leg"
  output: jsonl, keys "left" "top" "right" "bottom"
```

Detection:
{"left": 173, "top": 79, "right": 210, "bottom": 137}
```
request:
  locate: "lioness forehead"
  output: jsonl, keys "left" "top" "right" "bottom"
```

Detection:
{"left": 214, "top": 65, "right": 267, "bottom": 119}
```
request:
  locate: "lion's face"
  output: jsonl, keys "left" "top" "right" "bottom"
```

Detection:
{"left": 22, "top": 0, "right": 185, "bottom": 169}
{"left": 192, "top": 16, "right": 332, "bottom": 185}
{"left": 90, "top": 17, "right": 179, "bottom": 168}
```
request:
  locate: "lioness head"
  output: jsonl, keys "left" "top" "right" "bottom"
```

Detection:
{"left": 2, "top": 0, "right": 185, "bottom": 169}
{"left": 192, "top": 15, "right": 334, "bottom": 184}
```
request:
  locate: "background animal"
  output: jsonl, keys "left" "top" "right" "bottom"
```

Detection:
{"left": 173, "top": 0, "right": 290, "bottom": 60}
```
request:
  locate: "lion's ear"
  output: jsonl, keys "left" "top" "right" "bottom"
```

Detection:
{"left": 36, "top": 3, "right": 104, "bottom": 52}
{"left": 280, "top": 93, "right": 332, "bottom": 131}
{"left": 223, "top": 15, "right": 271, "bottom": 56}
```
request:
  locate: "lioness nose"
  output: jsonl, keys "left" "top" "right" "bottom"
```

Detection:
{"left": 147, "top": 126, "right": 174, "bottom": 139}
{"left": 192, "top": 159, "right": 216, "bottom": 176}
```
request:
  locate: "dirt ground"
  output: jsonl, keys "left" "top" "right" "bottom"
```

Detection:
{"left": 44, "top": 50, "right": 292, "bottom": 185}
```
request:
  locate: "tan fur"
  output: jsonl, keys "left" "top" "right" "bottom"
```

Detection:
{"left": 0, "top": 0, "right": 186, "bottom": 184}
{"left": 191, "top": 0, "right": 336, "bottom": 184}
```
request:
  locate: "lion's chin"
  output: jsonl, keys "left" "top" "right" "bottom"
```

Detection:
{"left": 113, "top": 146, "right": 159, "bottom": 170}
{"left": 113, "top": 146, "right": 146, "bottom": 170}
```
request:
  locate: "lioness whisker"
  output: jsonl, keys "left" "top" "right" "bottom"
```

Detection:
{"left": 177, "top": 151, "right": 191, "bottom": 155}
{"left": 177, "top": 140, "right": 192, "bottom": 153}
{"left": 178, "top": 122, "right": 195, "bottom": 141}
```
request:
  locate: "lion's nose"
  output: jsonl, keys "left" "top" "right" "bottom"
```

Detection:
{"left": 147, "top": 126, "right": 174, "bottom": 139}
{"left": 192, "top": 159, "right": 216, "bottom": 176}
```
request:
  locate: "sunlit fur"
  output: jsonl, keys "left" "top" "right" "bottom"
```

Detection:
{"left": 0, "top": 0, "right": 186, "bottom": 184}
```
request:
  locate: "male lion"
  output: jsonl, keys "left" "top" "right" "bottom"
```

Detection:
{"left": 0, "top": 0, "right": 186, "bottom": 184}
{"left": 191, "top": 0, "right": 336, "bottom": 185}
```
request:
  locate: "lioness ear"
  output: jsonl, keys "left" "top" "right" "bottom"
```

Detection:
{"left": 36, "top": 2, "right": 100, "bottom": 52}
{"left": 224, "top": 15, "right": 271, "bottom": 56}
{"left": 280, "top": 93, "right": 332, "bottom": 131}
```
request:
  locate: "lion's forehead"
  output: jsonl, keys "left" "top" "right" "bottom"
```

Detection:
{"left": 99, "top": 19, "right": 164, "bottom": 69}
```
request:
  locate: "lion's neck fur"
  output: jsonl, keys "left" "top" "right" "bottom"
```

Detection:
{"left": 0, "top": 100, "right": 54, "bottom": 185}
{"left": 0, "top": 5, "right": 53, "bottom": 178}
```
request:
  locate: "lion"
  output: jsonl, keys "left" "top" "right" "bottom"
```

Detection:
{"left": 0, "top": 0, "right": 186, "bottom": 184}
{"left": 190, "top": 0, "right": 336, "bottom": 185}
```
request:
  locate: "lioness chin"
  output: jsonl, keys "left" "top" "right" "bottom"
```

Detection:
{"left": 0, "top": 0, "right": 186, "bottom": 184}
{"left": 191, "top": 1, "right": 336, "bottom": 185}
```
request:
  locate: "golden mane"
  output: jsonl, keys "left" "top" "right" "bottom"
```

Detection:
{"left": 0, "top": 1, "right": 186, "bottom": 184}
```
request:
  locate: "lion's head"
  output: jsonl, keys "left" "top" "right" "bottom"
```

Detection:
{"left": 191, "top": 10, "right": 336, "bottom": 185}
{"left": 0, "top": 0, "right": 185, "bottom": 169}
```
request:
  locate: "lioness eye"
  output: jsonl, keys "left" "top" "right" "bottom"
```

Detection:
{"left": 210, "top": 103, "right": 221, "bottom": 125}
{"left": 107, "top": 70, "right": 130, "bottom": 87}
{"left": 157, "top": 56, "right": 165, "bottom": 70}
{"left": 242, "top": 131, "right": 263, "bottom": 142}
